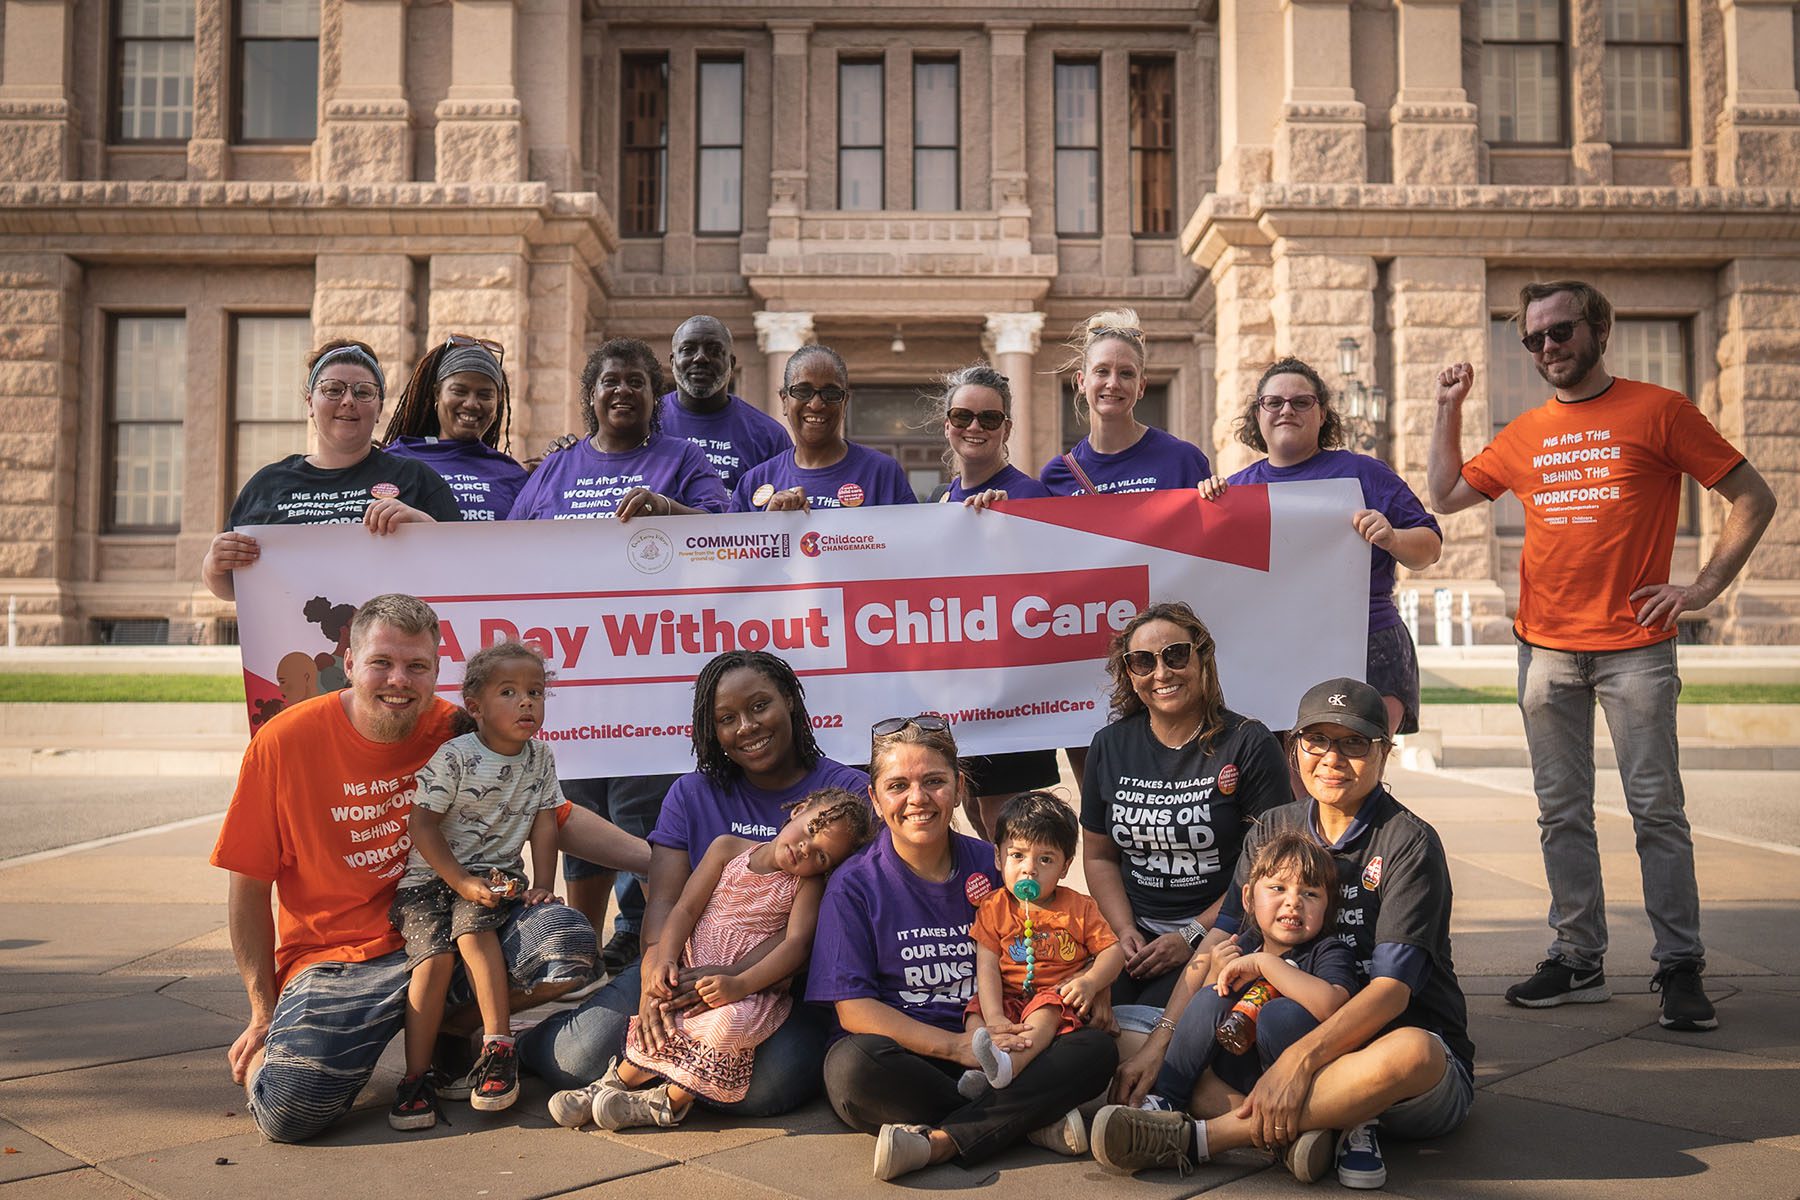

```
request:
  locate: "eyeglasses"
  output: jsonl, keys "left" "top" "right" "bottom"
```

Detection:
{"left": 871, "top": 714, "right": 951, "bottom": 737}
{"left": 1520, "top": 321, "right": 1582, "bottom": 354}
{"left": 1256, "top": 394, "right": 1320, "bottom": 414}
{"left": 1296, "top": 731, "right": 1384, "bottom": 760}
{"left": 313, "top": 379, "right": 382, "bottom": 405}
{"left": 1123, "top": 641, "right": 1207, "bottom": 677}
{"left": 946, "top": 407, "right": 1007, "bottom": 431}
{"left": 784, "top": 384, "right": 848, "bottom": 406}
{"left": 446, "top": 332, "right": 505, "bottom": 365}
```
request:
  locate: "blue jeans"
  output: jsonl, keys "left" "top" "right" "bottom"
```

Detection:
{"left": 517, "top": 961, "right": 829, "bottom": 1116}
{"left": 249, "top": 901, "right": 595, "bottom": 1142}
{"left": 1152, "top": 989, "right": 1320, "bottom": 1106}
{"left": 1518, "top": 638, "right": 1703, "bottom": 969}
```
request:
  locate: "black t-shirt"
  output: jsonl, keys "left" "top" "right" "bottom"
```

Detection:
{"left": 228, "top": 449, "right": 462, "bottom": 528}
{"left": 1234, "top": 930, "right": 1361, "bottom": 997}
{"left": 1080, "top": 708, "right": 1288, "bottom": 925}
{"left": 1223, "top": 790, "right": 1473, "bottom": 1070}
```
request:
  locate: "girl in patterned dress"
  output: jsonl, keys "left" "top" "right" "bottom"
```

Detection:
{"left": 585, "top": 788, "right": 877, "bottom": 1130}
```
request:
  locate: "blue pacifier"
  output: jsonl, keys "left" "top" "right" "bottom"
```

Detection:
{"left": 1012, "top": 878, "right": 1041, "bottom": 902}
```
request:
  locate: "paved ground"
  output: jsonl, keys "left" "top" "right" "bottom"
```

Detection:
{"left": 1, "top": 765, "right": 1797, "bottom": 1199}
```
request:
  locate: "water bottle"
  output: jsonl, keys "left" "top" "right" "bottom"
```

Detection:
{"left": 1216, "top": 979, "right": 1280, "bottom": 1055}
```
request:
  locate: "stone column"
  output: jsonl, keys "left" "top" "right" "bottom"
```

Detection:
{"left": 983, "top": 312, "right": 1046, "bottom": 470}
{"left": 1568, "top": 0, "right": 1611, "bottom": 184}
{"left": 1273, "top": 0, "right": 1367, "bottom": 182}
{"left": 436, "top": 0, "right": 525, "bottom": 183}
{"left": 318, "top": 0, "right": 414, "bottom": 182}
{"left": 1389, "top": 0, "right": 1480, "bottom": 184}
{"left": 1216, "top": 0, "right": 1281, "bottom": 191}
{"left": 766, "top": 22, "right": 812, "bottom": 231}
{"left": 523, "top": 250, "right": 592, "bottom": 453}
{"left": 753, "top": 311, "right": 814, "bottom": 419}
{"left": 0, "top": 0, "right": 77, "bottom": 180}
{"left": 187, "top": 0, "right": 228, "bottom": 180}
{"left": 1712, "top": 258, "right": 1800, "bottom": 642}
{"left": 986, "top": 23, "right": 1029, "bottom": 218}
{"left": 1271, "top": 246, "right": 1376, "bottom": 391}
{"left": 1714, "top": 0, "right": 1800, "bottom": 186}
{"left": 312, "top": 254, "right": 415, "bottom": 386}
{"left": 1386, "top": 256, "right": 1507, "bottom": 639}
{"left": 428, "top": 254, "right": 530, "bottom": 407}
{"left": 1208, "top": 244, "right": 1277, "bottom": 475}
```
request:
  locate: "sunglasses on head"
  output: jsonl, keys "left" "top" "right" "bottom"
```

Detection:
{"left": 1520, "top": 321, "right": 1582, "bottom": 354}
{"left": 1123, "top": 641, "right": 1206, "bottom": 676}
{"left": 946, "top": 407, "right": 1007, "bottom": 431}
{"left": 871, "top": 714, "right": 951, "bottom": 737}
{"left": 445, "top": 332, "right": 505, "bottom": 365}
{"left": 784, "top": 383, "right": 848, "bottom": 406}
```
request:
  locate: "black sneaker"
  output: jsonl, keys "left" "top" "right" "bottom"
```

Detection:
{"left": 431, "top": 1031, "right": 479, "bottom": 1099}
{"left": 600, "top": 929, "right": 641, "bottom": 978}
{"left": 468, "top": 1040, "right": 520, "bottom": 1112}
{"left": 1505, "top": 958, "right": 1610, "bottom": 1008}
{"left": 388, "top": 1071, "right": 449, "bottom": 1132}
{"left": 1651, "top": 962, "right": 1718, "bottom": 1031}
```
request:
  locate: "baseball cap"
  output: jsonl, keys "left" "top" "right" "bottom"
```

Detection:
{"left": 1293, "top": 677, "right": 1388, "bottom": 741}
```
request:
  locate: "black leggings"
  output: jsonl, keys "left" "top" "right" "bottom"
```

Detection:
{"left": 823, "top": 1028, "right": 1117, "bottom": 1166}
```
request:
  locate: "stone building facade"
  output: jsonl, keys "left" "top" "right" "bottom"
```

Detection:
{"left": 1, "top": 0, "right": 1796, "bottom": 644}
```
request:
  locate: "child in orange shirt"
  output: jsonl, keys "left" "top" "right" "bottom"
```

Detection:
{"left": 965, "top": 791, "right": 1125, "bottom": 1096}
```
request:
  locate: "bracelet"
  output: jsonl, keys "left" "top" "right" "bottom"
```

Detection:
{"left": 1152, "top": 1016, "right": 1178, "bottom": 1033}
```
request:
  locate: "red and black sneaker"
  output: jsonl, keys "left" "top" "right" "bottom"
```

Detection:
{"left": 469, "top": 1040, "right": 520, "bottom": 1112}
{"left": 388, "top": 1071, "right": 449, "bottom": 1131}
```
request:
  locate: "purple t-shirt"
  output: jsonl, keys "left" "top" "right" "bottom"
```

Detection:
{"left": 649, "top": 757, "right": 872, "bottom": 869}
{"left": 1040, "top": 425, "right": 1211, "bottom": 495}
{"left": 383, "top": 436, "right": 527, "bottom": 522}
{"left": 807, "top": 829, "right": 1001, "bottom": 1031}
{"left": 1230, "top": 449, "right": 1441, "bottom": 633}
{"left": 657, "top": 393, "right": 792, "bottom": 492}
{"left": 946, "top": 462, "right": 1053, "bottom": 503}
{"left": 730, "top": 442, "right": 919, "bottom": 511}
{"left": 507, "top": 434, "right": 729, "bottom": 520}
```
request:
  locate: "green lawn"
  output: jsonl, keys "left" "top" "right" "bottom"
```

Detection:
{"left": 0, "top": 673, "right": 247, "bottom": 703}
{"left": 1422, "top": 684, "right": 1800, "bottom": 705}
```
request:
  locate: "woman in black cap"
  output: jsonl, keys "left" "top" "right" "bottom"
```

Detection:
{"left": 380, "top": 334, "right": 528, "bottom": 521}
{"left": 203, "top": 338, "right": 460, "bottom": 601}
{"left": 1093, "top": 676, "right": 1473, "bottom": 1191}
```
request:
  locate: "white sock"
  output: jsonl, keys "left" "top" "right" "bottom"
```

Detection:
{"left": 1193, "top": 1119, "right": 1211, "bottom": 1163}
{"left": 972, "top": 1026, "right": 1016, "bottom": 1088}
{"left": 484, "top": 1034, "right": 514, "bottom": 1047}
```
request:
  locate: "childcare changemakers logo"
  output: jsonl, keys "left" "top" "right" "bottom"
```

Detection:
{"left": 627, "top": 528, "right": 674, "bottom": 574}
{"left": 798, "top": 531, "right": 887, "bottom": 559}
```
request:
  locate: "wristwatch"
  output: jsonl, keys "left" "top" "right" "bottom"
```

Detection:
{"left": 1179, "top": 919, "right": 1208, "bottom": 948}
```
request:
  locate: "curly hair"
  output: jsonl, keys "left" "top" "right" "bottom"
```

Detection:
{"left": 690, "top": 651, "right": 823, "bottom": 786}
{"left": 380, "top": 339, "right": 513, "bottom": 454}
{"left": 1239, "top": 827, "right": 1340, "bottom": 941}
{"left": 450, "top": 639, "right": 546, "bottom": 738}
{"left": 579, "top": 338, "right": 667, "bottom": 439}
{"left": 787, "top": 786, "right": 879, "bottom": 858}
{"left": 1104, "top": 601, "right": 1226, "bottom": 750}
{"left": 992, "top": 790, "right": 1079, "bottom": 859}
{"left": 303, "top": 595, "right": 356, "bottom": 641}
{"left": 1233, "top": 358, "right": 1345, "bottom": 455}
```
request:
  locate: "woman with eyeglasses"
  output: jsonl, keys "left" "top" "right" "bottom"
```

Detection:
{"left": 1080, "top": 602, "right": 1287, "bottom": 1008}
{"left": 729, "top": 345, "right": 917, "bottom": 511}
{"left": 1200, "top": 358, "right": 1442, "bottom": 738}
{"left": 810, "top": 715, "right": 1116, "bottom": 1180}
{"left": 519, "top": 650, "right": 868, "bottom": 1119}
{"left": 378, "top": 334, "right": 527, "bottom": 521}
{"left": 1097, "top": 677, "right": 1472, "bottom": 1189}
{"left": 203, "top": 339, "right": 461, "bottom": 601}
{"left": 1039, "top": 309, "right": 1210, "bottom": 497}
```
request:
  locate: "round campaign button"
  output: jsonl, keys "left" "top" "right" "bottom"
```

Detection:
{"left": 369, "top": 482, "right": 400, "bottom": 499}
{"left": 1218, "top": 763, "right": 1240, "bottom": 795}
{"left": 752, "top": 483, "right": 776, "bottom": 508}
{"left": 964, "top": 873, "right": 992, "bottom": 905}
{"left": 838, "top": 482, "right": 865, "bottom": 508}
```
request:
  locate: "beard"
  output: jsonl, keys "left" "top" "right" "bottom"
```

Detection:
{"left": 1534, "top": 338, "right": 1603, "bottom": 390}
{"left": 351, "top": 689, "right": 424, "bottom": 742}
{"left": 676, "top": 369, "right": 728, "bottom": 401}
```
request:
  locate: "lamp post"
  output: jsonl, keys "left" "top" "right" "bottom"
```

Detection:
{"left": 1335, "top": 336, "right": 1386, "bottom": 453}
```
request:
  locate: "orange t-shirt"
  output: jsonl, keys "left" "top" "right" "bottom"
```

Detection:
{"left": 971, "top": 885, "right": 1118, "bottom": 999}
{"left": 211, "top": 692, "right": 459, "bottom": 990}
{"left": 1462, "top": 378, "right": 1743, "bottom": 651}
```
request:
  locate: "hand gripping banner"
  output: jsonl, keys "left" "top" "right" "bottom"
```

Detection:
{"left": 233, "top": 480, "right": 1369, "bottom": 775}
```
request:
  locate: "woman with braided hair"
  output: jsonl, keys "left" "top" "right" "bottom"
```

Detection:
{"left": 380, "top": 334, "right": 528, "bottom": 521}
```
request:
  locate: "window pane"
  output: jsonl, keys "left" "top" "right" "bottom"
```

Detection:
{"left": 1481, "top": 0, "right": 1562, "bottom": 40}
{"left": 235, "top": 316, "right": 309, "bottom": 420}
{"left": 1604, "top": 45, "right": 1681, "bottom": 144}
{"left": 839, "top": 147, "right": 882, "bottom": 210}
{"left": 112, "top": 423, "right": 185, "bottom": 528}
{"left": 699, "top": 60, "right": 743, "bottom": 146}
{"left": 1481, "top": 44, "right": 1562, "bottom": 142}
{"left": 914, "top": 147, "right": 957, "bottom": 210}
{"left": 240, "top": 0, "right": 317, "bottom": 38}
{"left": 840, "top": 62, "right": 883, "bottom": 145}
{"left": 1604, "top": 0, "right": 1681, "bottom": 42}
{"left": 913, "top": 61, "right": 958, "bottom": 145}
{"left": 119, "top": 41, "right": 195, "bottom": 139}
{"left": 119, "top": 0, "right": 195, "bottom": 38}
{"left": 697, "top": 147, "right": 743, "bottom": 232}
{"left": 1486, "top": 318, "right": 1540, "bottom": 532}
{"left": 1056, "top": 148, "right": 1099, "bottom": 235}
{"left": 1130, "top": 59, "right": 1174, "bottom": 149}
{"left": 620, "top": 56, "right": 668, "bottom": 235}
{"left": 1609, "top": 319, "right": 1684, "bottom": 390}
{"left": 235, "top": 422, "right": 307, "bottom": 494}
{"left": 1054, "top": 62, "right": 1099, "bottom": 146}
{"left": 1132, "top": 149, "right": 1175, "bottom": 235}
{"left": 113, "top": 317, "right": 186, "bottom": 421}
{"left": 239, "top": 39, "right": 318, "bottom": 140}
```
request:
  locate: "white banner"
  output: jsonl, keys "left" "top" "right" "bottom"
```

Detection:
{"left": 235, "top": 481, "right": 1369, "bottom": 775}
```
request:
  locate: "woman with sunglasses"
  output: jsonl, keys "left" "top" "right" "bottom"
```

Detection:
{"left": 1081, "top": 602, "right": 1287, "bottom": 1007}
{"left": 203, "top": 339, "right": 460, "bottom": 601}
{"left": 1097, "top": 677, "right": 1472, "bottom": 1189}
{"left": 379, "top": 334, "right": 527, "bottom": 521}
{"left": 811, "top": 716, "right": 1116, "bottom": 1180}
{"left": 520, "top": 650, "right": 868, "bottom": 1118}
{"left": 1202, "top": 358, "right": 1441, "bottom": 738}
{"left": 729, "top": 345, "right": 917, "bottom": 511}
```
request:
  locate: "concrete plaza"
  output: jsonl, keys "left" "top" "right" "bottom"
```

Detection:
{"left": 1, "top": 764, "right": 1797, "bottom": 1199}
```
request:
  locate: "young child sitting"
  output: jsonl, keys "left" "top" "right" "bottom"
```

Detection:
{"left": 387, "top": 641, "right": 566, "bottom": 1130}
{"left": 1092, "top": 830, "right": 1359, "bottom": 1171}
{"left": 963, "top": 791, "right": 1125, "bottom": 1114}
{"left": 549, "top": 787, "right": 877, "bottom": 1130}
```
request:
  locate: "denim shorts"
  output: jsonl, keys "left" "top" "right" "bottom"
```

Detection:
{"left": 1379, "top": 1031, "right": 1474, "bottom": 1139}
{"left": 389, "top": 876, "right": 521, "bottom": 971}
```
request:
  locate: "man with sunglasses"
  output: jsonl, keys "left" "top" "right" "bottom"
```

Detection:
{"left": 1427, "top": 279, "right": 1776, "bottom": 1032}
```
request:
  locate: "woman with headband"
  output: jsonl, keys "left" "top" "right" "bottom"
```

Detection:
{"left": 203, "top": 339, "right": 460, "bottom": 601}
{"left": 380, "top": 334, "right": 528, "bottom": 521}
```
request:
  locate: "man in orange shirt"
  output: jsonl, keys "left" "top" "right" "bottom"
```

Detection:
{"left": 1427, "top": 280, "right": 1775, "bottom": 1032}
{"left": 212, "top": 593, "right": 645, "bottom": 1141}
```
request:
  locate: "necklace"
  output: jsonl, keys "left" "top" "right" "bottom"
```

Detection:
{"left": 1014, "top": 878, "right": 1041, "bottom": 996}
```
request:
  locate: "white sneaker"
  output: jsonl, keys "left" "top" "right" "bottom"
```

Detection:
{"left": 593, "top": 1082, "right": 684, "bottom": 1131}
{"left": 546, "top": 1057, "right": 628, "bottom": 1128}
{"left": 873, "top": 1123, "right": 935, "bottom": 1181}
{"left": 1026, "top": 1108, "right": 1089, "bottom": 1157}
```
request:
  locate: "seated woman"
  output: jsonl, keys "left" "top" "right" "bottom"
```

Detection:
{"left": 1097, "top": 678, "right": 1475, "bottom": 1189}
{"left": 203, "top": 339, "right": 459, "bottom": 601}
{"left": 1082, "top": 603, "right": 1288, "bottom": 1008}
{"left": 811, "top": 716, "right": 1117, "bottom": 1182}
{"left": 380, "top": 334, "right": 528, "bottom": 521}
{"left": 519, "top": 650, "right": 869, "bottom": 1118}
